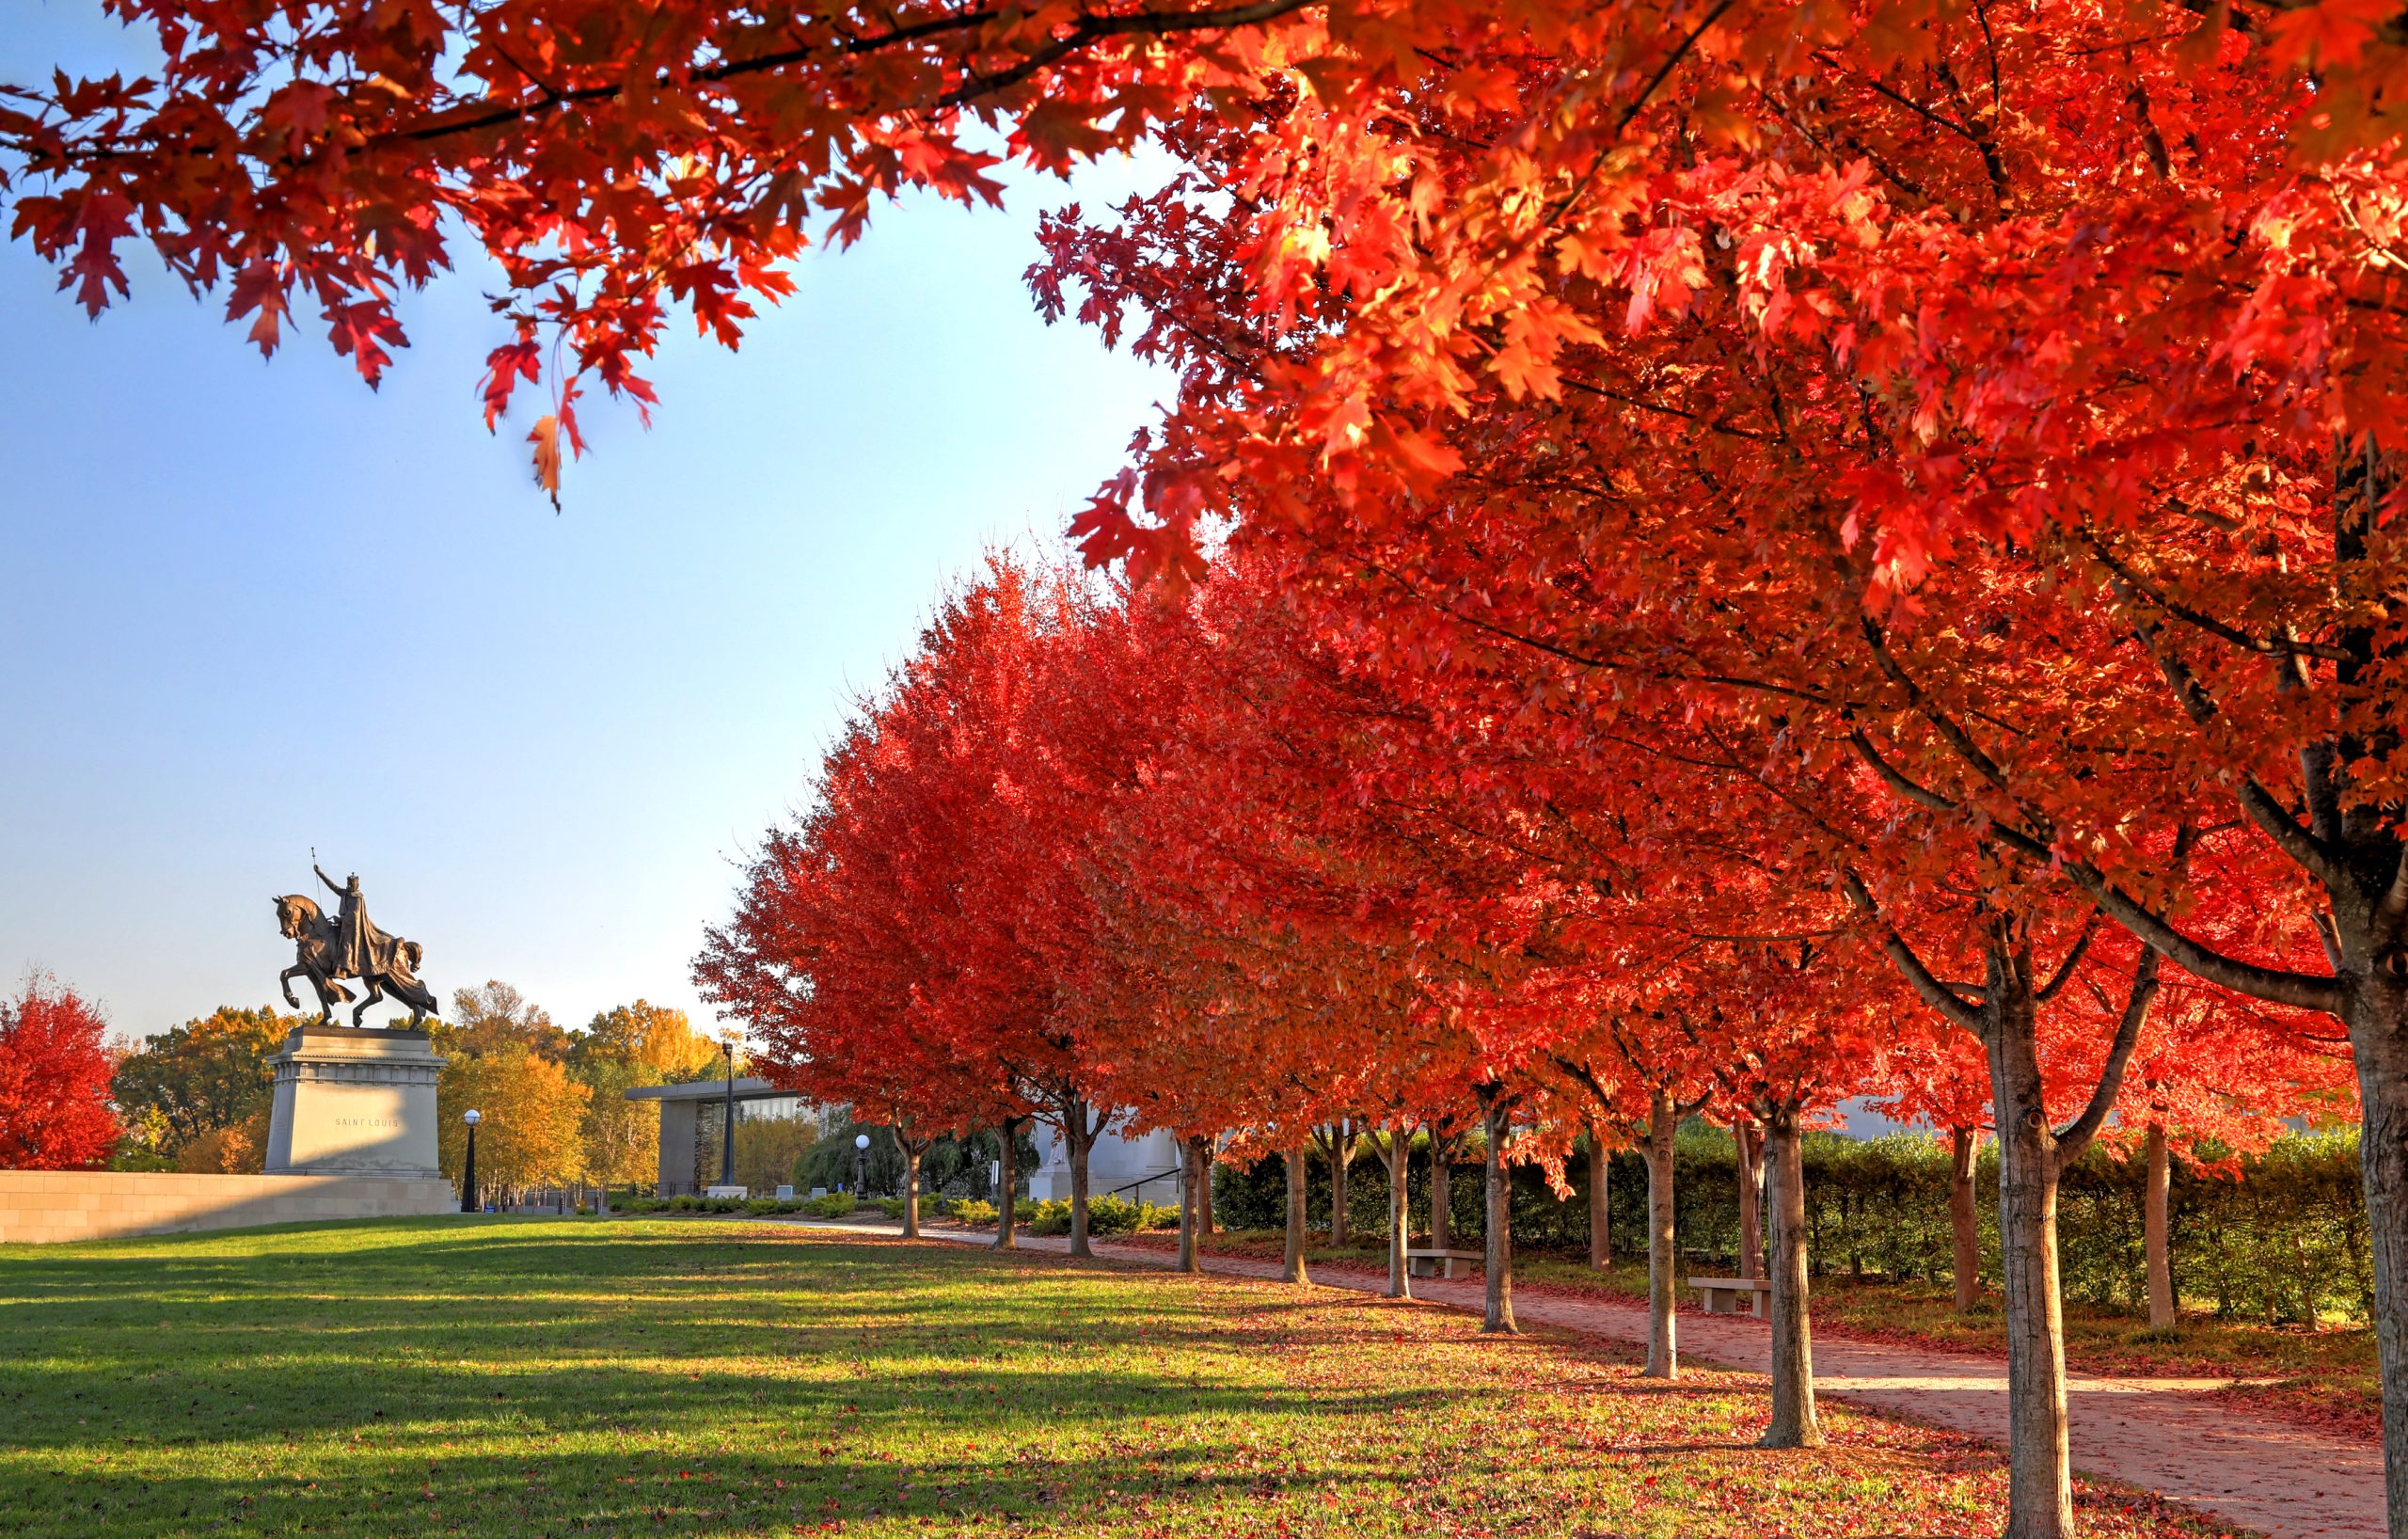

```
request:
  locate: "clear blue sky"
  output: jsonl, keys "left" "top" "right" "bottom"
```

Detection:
{"left": 0, "top": 9, "right": 1170, "bottom": 1041}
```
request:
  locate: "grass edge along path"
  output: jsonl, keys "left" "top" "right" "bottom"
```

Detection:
{"left": 958, "top": 1224, "right": 2382, "bottom": 1539}
{"left": 1, "top": 1215, "right": 2259, "bottom": 1539}
{"left": 1085, "top": 1229, "right": 2381, "bottom": 1444}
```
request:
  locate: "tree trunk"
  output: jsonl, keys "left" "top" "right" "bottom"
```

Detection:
{"left": 1643, "top": 1088, "right": 1679, "bottom": 1379}
{"left": 1430, "top": 1134, "right": 1452, "bottom": 1253}
{"left": 1282, "top": 1142, "right": 1310, "bottom": 1285}
{"left": 1987, "top": 965, "right": 2074, "bottom": 1539}
{"left": 1587, "top": 1120, "right": 1612, "bottom": 1269}
{"left": 1328, "top": 1120, "right": 1353, "bottom": 1248}
{"left": 1386, "top": 1126, "right": 1412, "bottom": 1300}
{"left": 1177, "top": 1137, "right": 1199, "bottom": 1273}
{"left": 2341, "top": 984, "right": 2408, "bottom": 1535}
{"left": 1192, "top": 1134, "right": 1215, "bottom": 1235}
{"left": 1735, "top": 1114, "right": 1764, "bottom": 1281}
{"left": 1760, "top": 1101, "right": 1823, "bottom": 1448}
{"left": 1481, "top": 1091, "right": 1515, "bottom": 1333}
{"left": 993, "top": 1117, "right": 1021, "bottom": 1251}
{"left": 2145, "top": 1122, "right": 2175, "bottom": 1330}
{"left": 1065, "top": 1101, "right": 1095, "bottom": 1260}
{"left": 902, "top": 1144, "right": 923, "bottom": 1239}
{"left": 1949, "top": 1125, "right": 1982, "bottom": 1313}
{"left": 2321, "top": 442, "right": 2408, "bottom": 1539}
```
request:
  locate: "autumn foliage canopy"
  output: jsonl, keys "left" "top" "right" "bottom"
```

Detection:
{"left": 9, "top": 0, "right": 2408, "bottom": 1531}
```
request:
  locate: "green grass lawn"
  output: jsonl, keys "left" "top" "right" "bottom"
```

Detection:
{"left": 1, "top": 1218, "right": 2244, "bottom": 1538}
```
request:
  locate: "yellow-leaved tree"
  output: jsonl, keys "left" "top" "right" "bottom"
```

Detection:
{"left": 438, "top": 1046, "right": 589, "bottom": 1205}
{"left": 571, "top": 1001, "right": 725, "bottom": 1189}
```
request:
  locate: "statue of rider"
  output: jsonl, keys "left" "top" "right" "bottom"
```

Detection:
{"left": 314, "top": 862, "right": 372, "bottom": 978}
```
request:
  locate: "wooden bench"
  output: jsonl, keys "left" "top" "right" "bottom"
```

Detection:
{"left": 1404, "top": 1247, "right": 1483, "bottom": 1279}
{"left": 1687, "top": 1276, "right": 1771, "bottom": 1317}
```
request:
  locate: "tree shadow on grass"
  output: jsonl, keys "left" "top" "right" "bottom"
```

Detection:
{"left": 0, "top": 1221, "right": 1896, "bottom": 1539}
{"left": 0, "top": 1224, "right": 1491, "bottom": 1456}
{"left": 7, "top": 1435, "right": 1449, "bottom": 1539}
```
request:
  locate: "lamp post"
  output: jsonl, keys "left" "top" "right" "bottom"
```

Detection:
{"left": 461, "top": 1109, "right": 482, "bottom": 1214}
{"left": 719, "top": 1036, "right": 737, "bottom": 1189}
{"left": 854, "top": 1132, "right": 871, "bottom": 1198}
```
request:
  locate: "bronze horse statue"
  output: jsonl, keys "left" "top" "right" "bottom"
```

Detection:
{"left": 273, "top": 892, "right": 439, "bottom": 1027}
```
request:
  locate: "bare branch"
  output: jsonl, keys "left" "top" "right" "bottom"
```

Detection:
{"left": 2061, "top": 865, "right": 2344, "bottom": 1013}
{"left": 2115, "top": 598, "right": 2346, "bottom": 889}
{"left": 1842, "top": 869, "right": 1986, "bottom": 1033}
{"left": 2053, "top": 949, "right": 2161, "bottom": 1166}
{"left": 2082, "top": 529, "right": 2349, "bottom": 662}
{"left": 381, "top": 0, "right": 1319, "bottom": 146}
{"left": 2034, "top": 910, "right": 2101, "bottom": 1003}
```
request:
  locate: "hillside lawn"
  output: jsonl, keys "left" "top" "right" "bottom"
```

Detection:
{"left": 0, "top": 1217, "right": 2248, "bottom": 1538}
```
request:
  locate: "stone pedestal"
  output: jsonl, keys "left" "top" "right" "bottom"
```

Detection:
{"left": 264, "top": 1026, "right": 446, "bottom": 1178}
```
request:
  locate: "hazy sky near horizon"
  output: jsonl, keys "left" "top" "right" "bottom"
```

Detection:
{"left": 0, "top": 10, "right": 1173, "bottom": 1042}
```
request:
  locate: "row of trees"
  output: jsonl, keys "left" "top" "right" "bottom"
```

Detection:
{"left": 697, "top": 550, "right": 2358, "bottom": 1539}
{"left": 11, "top": 4, "right": 2406, "bottom": 1535}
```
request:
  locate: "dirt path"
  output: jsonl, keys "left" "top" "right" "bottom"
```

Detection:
{"left": 784, "top": 1218, "right": 2381, "bottom": 1539}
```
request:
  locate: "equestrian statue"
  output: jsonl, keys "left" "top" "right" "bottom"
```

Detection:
{"left": 273, "top": 861, "right": 440, "bottom": 1028}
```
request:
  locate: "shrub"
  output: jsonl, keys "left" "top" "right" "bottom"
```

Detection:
{"left": 1021, "top": 1198, "right": 1073, "bottom": 1235}
{"left": 802, "top": 1192, "right": 857, "bottom": 1218}
{"left": 1082, "top": 1195, "right": 1180, "bottom": 1235}
{"left": 744, "top": 1198, "right": 781, "bottom": 1215}
{"left": 1084, "top": 1195, "right": 1138, "bottom": 1235}
{"left": 949, "top": 1198, "right": 998, "bottom": 1226}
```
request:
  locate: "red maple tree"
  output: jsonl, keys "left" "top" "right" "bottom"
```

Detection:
{"left": 0, "top": 976, "right": 120, "bottom": 1170}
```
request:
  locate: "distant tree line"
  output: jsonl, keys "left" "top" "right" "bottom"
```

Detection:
{"left": 99, "top": 983, "right": 725, "bottom": 1203}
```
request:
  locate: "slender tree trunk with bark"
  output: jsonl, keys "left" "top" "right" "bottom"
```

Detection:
{"left": 1325, "top": 1120, "right": 1354, "bottom": 1247}
{"left": 1989, "top": 982, "right": 2075, "bottom": 1539}
{"left": 1379, "top": 1123, "right": 1412, "bottom": 1299}
{"left": 1480, "top": 1090, "right": 1516, "bottom": 1333}
{"left": 1861, "top": 895, "right": 2157, "bottom": 1539}
{"left": 994, "top": 1117, "right": 1022, "bottom": 1251}
{"left": 1949, "top": 1125, "right": 1983, "bottom": 1313}
{"left": 1177, "top": 1137, "right": 1200, "bottom": 1274}
{"left": 901, "top": 1140, "right": 924, "bottom": 1239}
{"left": 1282, "top": 1141, "right": 1310, "bottom": 1285}
{"left": 1735, "top": 1114, "right": 1764, "bottom": 1281}
{"left": 1969, "top": 942, "right": 2152, "bottom": 1539}
{"left": 1643, "top": 1088, "right": 1679, "bottom": 1379}
{"left": 1065, "top": 1101, "right": 1096, "bottom": 1260}
{"left": 1192, "top": 1134, "right": 1215, "bottom": 1235}
{"left": 2341, "top": 982, "right": 2408, "bottom": 1533}
{"left": 1430, "top": 1134, "right": 1453, "bottom": 1253}
{"left": 1760, "top": 1101, "right": 1823, "bottom": 1448}
{"left": 2144, "top": 1122, "right": 2176, "bottom": 1330}
{"left": 1587, "top": 1120, "right": 1613, "bottom": 1269}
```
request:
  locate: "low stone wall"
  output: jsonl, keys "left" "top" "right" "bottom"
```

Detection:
{"left": 0, "top": 1170, "right": 458, "bottom": 1245}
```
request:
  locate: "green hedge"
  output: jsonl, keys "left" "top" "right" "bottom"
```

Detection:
{"left": 1212, "top": 1127, "right": 2372, "bottom": 1325}
{"left": 1017, "top": 1195, "right": 1180, "bottom": 1237}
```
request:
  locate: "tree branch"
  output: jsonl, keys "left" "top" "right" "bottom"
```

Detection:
{"left": 2034, "top": 910, "right": 2100, "bottom": 1003}
{"left": 2060, "top": 865, "right": 2343, "bottom": 1012}
{"left": 2083, "top": 529, "right": 2350, "bottom": 662}
{"left": 2052, "top": 949, "right": 2160, "bottom": 1166}
{"left": 386, "top": 0, "right": 1319, "bottom": 147}
{"left": 1841, "top": 869, "right": 1986, "bottom": 1033}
